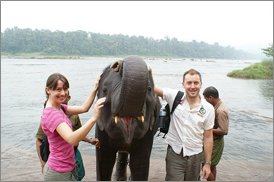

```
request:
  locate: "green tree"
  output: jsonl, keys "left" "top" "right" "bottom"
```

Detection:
{"left": 0, "top": 26, "right": 264, "bottom": 59}
{"left": 261, "top": 43, "right": 273, "bottom": 57}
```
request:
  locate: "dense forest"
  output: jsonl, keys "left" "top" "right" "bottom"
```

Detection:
{"left": 1, "top": 26, "right": 261, "bottom": 59}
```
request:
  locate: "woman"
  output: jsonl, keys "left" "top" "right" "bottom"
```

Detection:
{"left": 35, "top": 90, "right": 100, "bottom": 175}
{"left": 41, "top": 73, "right": 105, "bottom": 181}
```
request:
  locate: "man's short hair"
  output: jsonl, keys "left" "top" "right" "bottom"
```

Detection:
{"left": 203, "top": 86, "right": 219, "bottom": 99}
{"left": 183, "top": 69, "right": 202, "bottom": 82}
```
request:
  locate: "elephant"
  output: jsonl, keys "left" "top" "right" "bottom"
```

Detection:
{"left": 95, "top": 55, "right": 161, "bottom": 181}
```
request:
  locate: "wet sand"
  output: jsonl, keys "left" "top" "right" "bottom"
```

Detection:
{"left": 1, "top": 143, "right": 273, "bottom": 181}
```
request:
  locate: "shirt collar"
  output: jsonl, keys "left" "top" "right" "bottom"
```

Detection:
{"left": 183, "top": 94, "right": 204, "bottom": 112}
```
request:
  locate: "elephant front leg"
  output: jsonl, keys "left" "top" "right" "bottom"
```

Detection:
{"left": 96, "top": 126, "right": 116, "bottom": 181}
{"left": 113, "top": 151, "right": 129, "bottom": 181}
{"left": 129, "top": 157, "right": 150, "bottom": 181}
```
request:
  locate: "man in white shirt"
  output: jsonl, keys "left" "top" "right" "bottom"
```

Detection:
{"left": 149, "top": 68, "right": 214, "bottom": 181}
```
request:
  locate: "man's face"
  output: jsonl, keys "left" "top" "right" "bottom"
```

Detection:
{"left": 203, "top": 95, "right": 213, "bottom": 105}
{"left": 182, "top": 74, "right": 202, "bottom": 99}
{"left": 63, "top": 95, "right": 69, "bottom": 105}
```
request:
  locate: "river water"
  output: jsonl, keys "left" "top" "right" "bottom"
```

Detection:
{"left": 1, "top": 57, "right": 273, "bottom": 167}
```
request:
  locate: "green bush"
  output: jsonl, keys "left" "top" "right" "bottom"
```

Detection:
{"left": 227, "top": 59, "right": 273, "bottom": 79}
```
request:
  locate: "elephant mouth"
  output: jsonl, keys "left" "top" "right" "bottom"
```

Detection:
{"left": 121, "top": 116, "right": 133, "bottom": 142}
{"left": 114, "top": 114, "right": 145, "bottom": 143}
{"left": 115, "top": 115, "right": 144, "bottom": 124}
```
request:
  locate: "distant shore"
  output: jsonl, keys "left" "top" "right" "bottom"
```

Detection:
{"left": 1, "top": 143, "right": 273, "bottom": 181}
{"left": 227, "top": 59, "right": 273, "bottom": 79}
{"left": 0, "top": 53, "right": 164, "bottom": 59}
{"left": 1, "top": 53, "right": 263, "bottom": 61}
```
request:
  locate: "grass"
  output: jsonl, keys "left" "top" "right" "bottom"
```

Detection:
{"left": 227, "top": 59, "right": 273, "bottom": 79}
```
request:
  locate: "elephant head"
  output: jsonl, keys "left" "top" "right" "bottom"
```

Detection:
{"left": 97, "top": 55, "right": 158, "bottom": 144}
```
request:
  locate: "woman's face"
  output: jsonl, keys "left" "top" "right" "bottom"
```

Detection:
{"left": 48, "top": 80, "right": 68, "bottom": 105}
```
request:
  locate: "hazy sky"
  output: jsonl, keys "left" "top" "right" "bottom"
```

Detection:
{"left": 1, "top": 1, "right": 273, "bottom": 54}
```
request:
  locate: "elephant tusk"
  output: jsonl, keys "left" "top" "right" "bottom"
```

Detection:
{"left": 115, "top": 116, "right": 118, "bottom": 124}
{"left": 141, "top": 115, "right": 144, "bottom": 122}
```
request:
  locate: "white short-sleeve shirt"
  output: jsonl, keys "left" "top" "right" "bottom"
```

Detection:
{"left": 163, "top": 88, "right": 214, "bottom": 157}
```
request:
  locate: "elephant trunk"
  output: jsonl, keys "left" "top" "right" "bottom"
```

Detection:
{"left": 116, "top": 56, "right": 148, "bottom": 117}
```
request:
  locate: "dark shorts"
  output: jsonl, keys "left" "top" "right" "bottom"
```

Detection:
{"left": 202, "top": 137, "right": 224, "bottom": 166}
{"left": 165, "top": 145, "right": 202, "bottom": 181}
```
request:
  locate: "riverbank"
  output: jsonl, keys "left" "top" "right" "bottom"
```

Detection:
{"left": 1, "top": 143, "right": 273, "bottom": 181}
{"left": 1, "top": 53, "right": 261, "bottom": 61}
{"left": 227, "top": 59, "right": 273, "bottom": 79}
{"left": 0, "top": 53, "right": 160, "bottom": 59}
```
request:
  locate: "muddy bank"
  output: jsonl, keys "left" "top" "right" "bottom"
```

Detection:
{"left": 1, "top": 144, "right": 272, "bottom": 181}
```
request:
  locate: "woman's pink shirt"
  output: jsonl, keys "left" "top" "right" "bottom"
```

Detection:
{"left": 41, "top": 104, "right": 76, "bottom": 172}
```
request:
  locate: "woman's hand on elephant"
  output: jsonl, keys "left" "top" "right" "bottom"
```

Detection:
{"left": 90, "top": 138, "right": 100, "bottom": 148}
{"left": 94, "top": 73, "right": 103, "bottom": 91}
{"left": 92, "top": 97, "right": 106, "bottom": 121}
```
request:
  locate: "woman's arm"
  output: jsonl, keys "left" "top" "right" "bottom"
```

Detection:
{"left": 56, "top": 97, "right": 105, "bottom": 146}
{"left": 65, "top": 74, "right": 101, "bottom": 115}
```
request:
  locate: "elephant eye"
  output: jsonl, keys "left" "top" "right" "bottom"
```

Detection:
{"left": 103, "top": 88, "right": 107, "bottom": 93}
{"left": 148, "top": 86, "right": 152, "bottom": 91}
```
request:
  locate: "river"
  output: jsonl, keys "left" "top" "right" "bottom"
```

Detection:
{"left": 1, "top": 57, "right": 273, "bottom": 167}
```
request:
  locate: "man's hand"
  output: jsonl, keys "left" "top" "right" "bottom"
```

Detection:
{"left": 147, "top": 66, "right": 152, "bottom": 77}
{"left": 90, "top": 138, "right": 100, "bottom": 148}
{"left": 41, "top": 161, "right": 45, "bottom": 174}
{"left": 202, "top": 163, "right": 211, "bottom": 179}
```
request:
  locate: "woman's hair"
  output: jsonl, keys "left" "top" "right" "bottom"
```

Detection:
{"left": 203, "top": 86, "right": 219, "bottom": 99}
{"left": 44, "top": 73, "right": 70, "bottom": 107}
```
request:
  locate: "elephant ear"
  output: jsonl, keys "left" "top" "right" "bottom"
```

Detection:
{"left": 97, "top": 120, "right": 104, "bottom": 131}
{"left": 149, "top": 73, "right": 161, "bottom": 134}
{"left": 110, "top": 61, "right": 122, "bottom": 72}
{"left": 150, "top": 95, "right": 161, "bottom": 134}
{"left": 149, "top": 112, "right": 156, "bottom": 131}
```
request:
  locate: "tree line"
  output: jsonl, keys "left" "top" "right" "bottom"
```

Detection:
{"left": 1, "top": 26, "right": 261, "bottom": 59}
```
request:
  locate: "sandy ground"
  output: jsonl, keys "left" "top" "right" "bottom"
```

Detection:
{"left": 1, "top": 143, "right": 273, "bottom": 181}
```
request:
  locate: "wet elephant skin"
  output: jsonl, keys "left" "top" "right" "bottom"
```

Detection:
{"left": 95, "top": 55, "right": 161, "bottom": 181}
